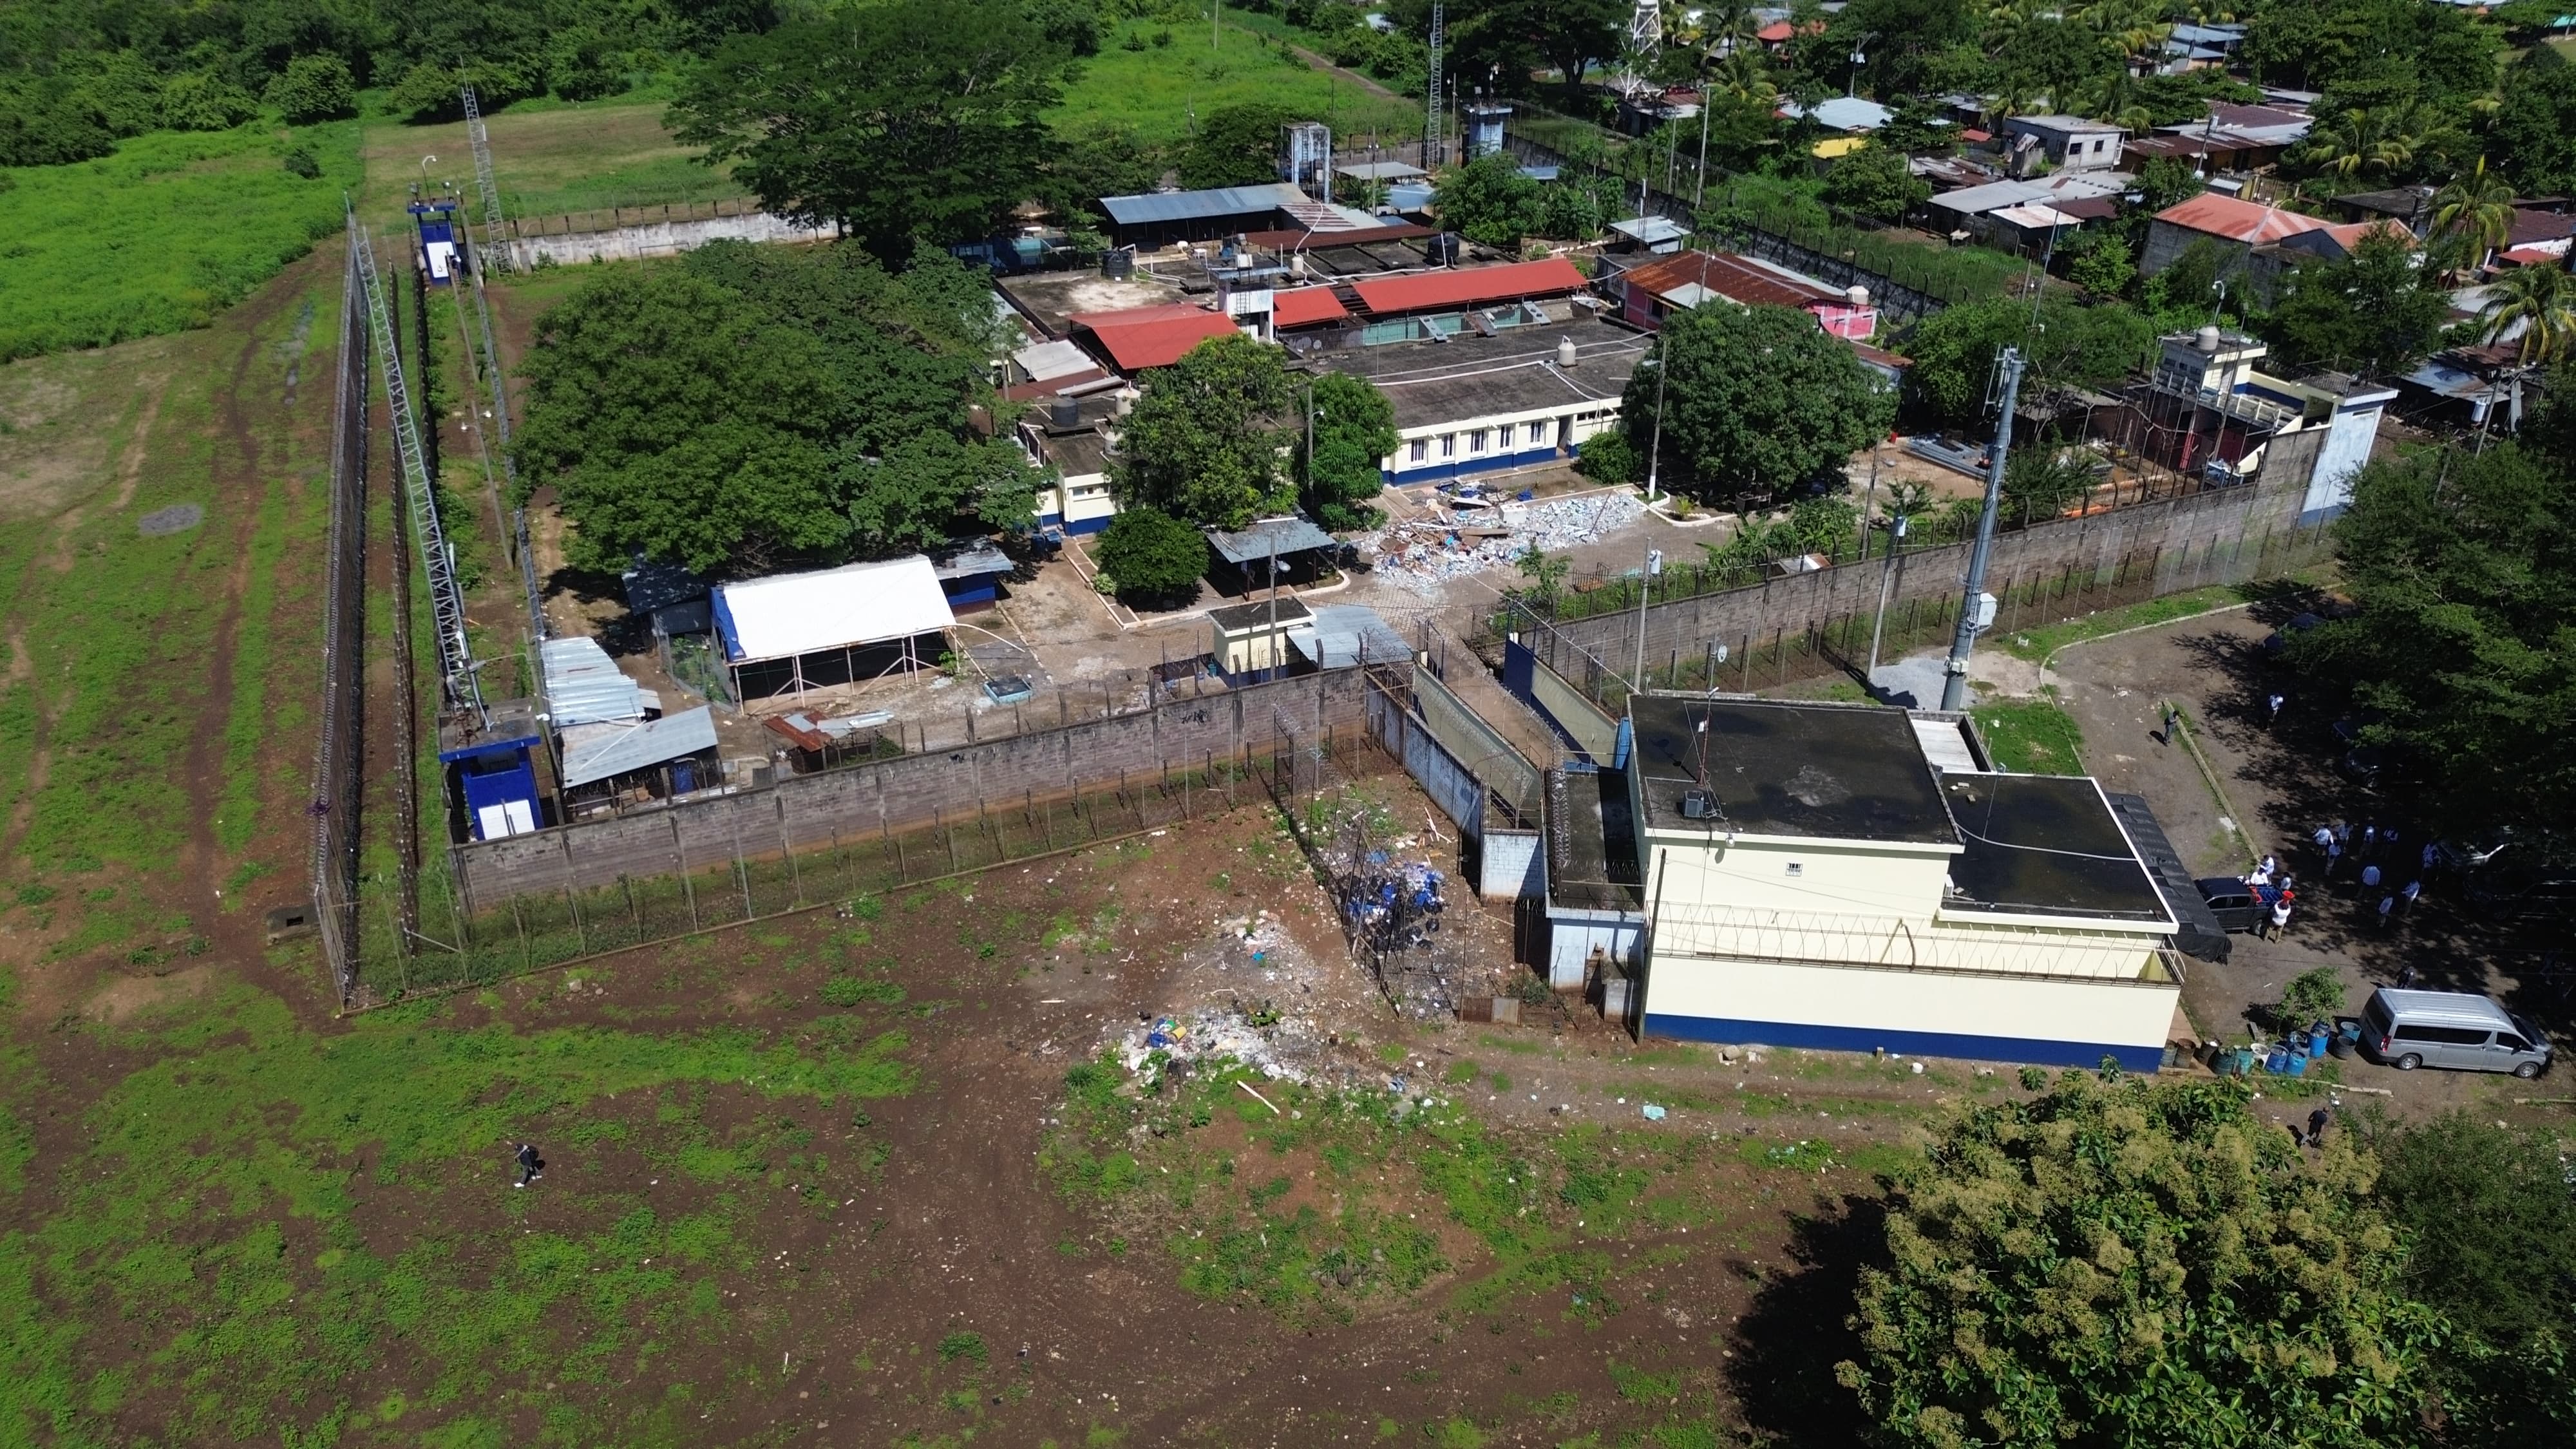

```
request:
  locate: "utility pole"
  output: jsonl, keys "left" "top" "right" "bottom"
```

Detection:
{"left": 1941, "top": 347, "right": 2025, "bottom": 711}
{"left": 1867, "top": 513, "right": 1907, "bottom": 677}
{"left": 1634, "top": 542, "right": 1662, "bottom": 693}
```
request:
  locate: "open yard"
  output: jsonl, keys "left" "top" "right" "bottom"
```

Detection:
{"left": 358, "top": 98, "right": 752, "bottom": 230}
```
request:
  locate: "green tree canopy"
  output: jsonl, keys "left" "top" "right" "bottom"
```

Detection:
{"left": 1819, "top": 142, "right": 1931, "bottom": 223}
{"left": 2494, "top": 46, "right": 2576, "bottom": 200}
{"left": 2260, "top": 228, "right": 2449, "bottom": 379}
{"left": 1627, "top": 303, "right": 1893, "bottom": 504}
{"left": 1108, "top": 333, "right": 1296, "bottom": 529}
{"left": 668, "top": 0, "right": 1073, "bottom": 263}
{"left": 1432, "top": 153, "right": 1544, "bottom": 248}
{"left": 1839, "top": 1072, "right": 2442, "bottom": 1448}
{"left": 1094, "top": 507, "right": 1209, "bottom": 606}
{"left": 1176, "top": 103, "right": 1291, "bottom": 190}
{"left": 2290, "top": 442, "right": 2576, "bottom": 831}
{"left": 1298, "top": 372, "right": 1398, "bottom": 530}
{"left": 263, "top": 54, "right": 357, "bottom": 124}
{"left": 513, "top": 242, "right": 1033, "bottom": 574}
{"left": 1900, "top": 297, "right": 2154, "bottom": 432}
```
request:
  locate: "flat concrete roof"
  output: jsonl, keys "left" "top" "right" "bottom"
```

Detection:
{"left": 1312, "top": 316, "right": 1644, "bottom": 431}
{"left": 1548, "top": 766, "right": 1643, "bottom": 913}
{"left": 1940, "top": 773, "right": 2169, "bottom": 923}
{"left": 1629, "top": 695, "right": 1958, "bottom": 845}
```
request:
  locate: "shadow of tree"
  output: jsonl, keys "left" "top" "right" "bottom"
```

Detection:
{"left": 1725, "top": 1192, "right": 1885, "bottom": 1445}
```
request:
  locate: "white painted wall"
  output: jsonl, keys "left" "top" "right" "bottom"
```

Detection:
{"left": 1647, "top": 955, "right": 2177, "bottom": 1056}
{"left": 1645, "top": 835, "right": 1956, "bottom": 920}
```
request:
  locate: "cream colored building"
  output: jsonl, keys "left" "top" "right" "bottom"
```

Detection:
{"left": 1624, "top": 695, "right": 2184, "bottom": 1071}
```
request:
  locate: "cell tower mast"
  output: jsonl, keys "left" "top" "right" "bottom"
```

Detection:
{"left": 1623, "top": 0, "right": 1663, "bottom": 96}
{"left": 352, "top": 209, "right": 481, "bottom": 715}
{"left": 1425, "top": 1, "right": 1443, "bottom": 168}
{"left": 462, "top": 82, "right": 509, "bottom": 274}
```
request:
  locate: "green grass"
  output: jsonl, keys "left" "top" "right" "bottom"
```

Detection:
{"left": 2000, "top": 583, "right": 2247, "bottom": 663}
{"left": 0, "top": 122, "right": 361, "bottom": 363}
{"left": 1971, "top": 694, "right": 2087, "bottom": 775}
{"left": 1050, "top": 20, "right": 1419, "bottom": 147}
{"left": 0, "top": 985, "right": 915, "bottom": 1446}
{"left": 362, "top": 99, "right": 751, "bottom": 227}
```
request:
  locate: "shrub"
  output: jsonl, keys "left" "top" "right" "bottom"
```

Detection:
{"left": 1094, "top": 507, "right": 1208, "bottom": 607}
{"left": 265, "top": 55, "right": 357, "bottom": 125}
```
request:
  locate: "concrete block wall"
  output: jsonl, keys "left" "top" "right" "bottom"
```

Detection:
{"left": 1538, "top": 456, "right": 2316, "bottom": 682}
{"left": 505, "top": 211, "right": 834, "bottom": 269}
{"left": 453, "top": 667, "right": 1385, "bottom": 909}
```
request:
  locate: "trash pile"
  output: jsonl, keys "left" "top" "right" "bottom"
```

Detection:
{"left": 1337, "top": 855, "right": 1447, "bottom": 958}
{"left": 1363, "top": 492, "right": 1647, "bottom": 594}
{"left": 1117, "top": 1005, "right": 1319, "bottom": 1083}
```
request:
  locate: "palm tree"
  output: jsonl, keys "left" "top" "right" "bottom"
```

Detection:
{"left": 2080, "top": 0, "right": 2173, "bottom": 71}
{"left": 2479, "top": 263, "right": 2576, "bottom": 366}
{"left": 1704, "top": 46, "right": 1776, "bottom": 106}
{"left": 2434, "top": 158, "right": 2516, "bottom": 273}
{"left": 1985, "top": 0, "right": 2054, "bottom": 58}
{"left": 2298, "top": 108, "right": 2405, "bottom": 181}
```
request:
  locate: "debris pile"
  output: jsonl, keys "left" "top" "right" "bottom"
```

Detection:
{"left": 1363, "top": 492, "right": 1647, "bottom": 594}
{"left": 1117, "top": 1004, "right": 1321, "bottom": 1083}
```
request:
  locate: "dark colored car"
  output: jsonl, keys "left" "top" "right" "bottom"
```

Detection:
{"left": 2195, "top": 878, "right": 2286, "bottom": 933}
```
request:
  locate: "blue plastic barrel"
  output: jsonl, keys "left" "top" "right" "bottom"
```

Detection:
{"left": 2287, "top": 1051, "right": 2309, "bottom": 1077}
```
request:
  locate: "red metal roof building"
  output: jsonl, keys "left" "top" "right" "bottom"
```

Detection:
{"left": 1065, "top": 303, "right": 1244, "bottom": 372}
{"left": 1343, "top": 258, "right": 1589, "bottom": 317}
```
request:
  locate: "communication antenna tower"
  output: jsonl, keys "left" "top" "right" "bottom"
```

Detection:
{"left": 352, "top": 209, "right": 482, "bottom": 714}
{"left": 1425, "top": 1, "right": 1444, "bottom": 167}
{"left": 462, "top": 82, "right": 509, "bottom": 274}
{"left": 1623, "top": 0, "right": 1664, "bottom": 96}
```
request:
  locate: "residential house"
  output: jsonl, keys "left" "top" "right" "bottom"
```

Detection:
{"left": 2139, "top": 191, "right": 2336, "bottom": 294}
{"left": 1312, "top": 317, "right": 1647, "bottom": 485}
{"left": 2000, "top": 115, "right": 2126, "bottom": 173}
{"left": 2116, "top": 326, "right": 2394, "bottom": 518}
{"left": 1602, "top": 249, "right": 1878, "bottom": 339}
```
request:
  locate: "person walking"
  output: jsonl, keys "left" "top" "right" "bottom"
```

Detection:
{"left": 2397, "top": 962, "right": 2418, "bottom": 989}
{"left": 2313, "top": 824, "right": 2334, "bottom": 852}
{"left": 2421, "top": 840, "right": 2439, "bottom": 876}
{"left": 2361, "top": 862, "right": 2382, "bottom": 892}
{"left": 2162, "top": 703, "right": 2180, "bottom": 744}
{"left": 2362, "top": 823, "right": 2379, "bottom": 858}
{"left": 2376, "top": 894, "right": 2395, "bottom": 930}
{"left": 2267, "top": 895, "right": 2293, "bottom": 941}
{"left": 2382, "top": 826, "right": 2400, "bottom": 861}
{"left": 2267, "top": 692, "right": 2286, "bottom": 728}
{"left": 2401, "top": 878, "right": 2422, "bottom": 914}
{"left": 2307, "top": 1106, "right": 2330, "bottom": 1148}
{"left": 515, "top": 1143, "right": 542, "bottom": 1189}
{"left": 2326, "top": 839, "right": 2344, "bottom": 878}
{"left": 2334, "top": 821, "right": 2352, "bottom": 850}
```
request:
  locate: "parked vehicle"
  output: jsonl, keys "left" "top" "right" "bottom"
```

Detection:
{"left": 2359, "top": 988, "right": 2552, "bottom": 1077}
{"left": 2193, "top": 878, "right": 2286, "bottom": 933}
{"left": 2434, "top": 829, "right": 2515, "bottom": 873}
{"left": 2462, "top": 869, "right": 2576, "bottom": 920}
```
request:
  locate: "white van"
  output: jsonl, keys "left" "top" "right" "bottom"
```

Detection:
{"left": 2360, "top": 988, "right": 2553, "bottom": 1077}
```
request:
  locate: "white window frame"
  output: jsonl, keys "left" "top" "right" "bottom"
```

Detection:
{"left": 1409, "top": 438, "right": 1429, "bottom": 464}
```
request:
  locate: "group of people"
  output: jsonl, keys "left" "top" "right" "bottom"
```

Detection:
{"left": 2242, "top": 853, "right": 2298, "bottom": 939}
{"left": 2307, "top": 820, "right": 2430, "bottom": 931}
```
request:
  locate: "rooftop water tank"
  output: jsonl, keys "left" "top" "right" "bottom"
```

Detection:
{"left": 1557, "top": 336, "right": 1578, "bottom": 367}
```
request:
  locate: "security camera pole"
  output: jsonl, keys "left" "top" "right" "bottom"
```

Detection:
{"left": 1941, "top": 346, "right": 2025, "bottom": 712}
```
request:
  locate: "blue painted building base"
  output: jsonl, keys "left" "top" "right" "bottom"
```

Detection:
{"left": 1642, "top": 1013, "right": 2167, "bottom": 1073}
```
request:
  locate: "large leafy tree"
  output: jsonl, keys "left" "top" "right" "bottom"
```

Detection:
{"left": 1432, "top": 153, "right": 1546, "bottom": 248}
{"left": 1819, "top": 144, "right": 1929, "bottom": 224}
{"left": 1109, "top": 333, "right": 1297, "bottom": 529}
{"left": 2240, "top": 0, "right": 2499, "bottom": 104}
{"left": 1094, "top": 508, "right": 1211, "bottom": 607}
{"left": 2495, "top": 45, "right": 2576, "bottom": 198}
{"left": 1839, "top": 1072, "right": 2443, "bottom": 1448}
{"left": 1900, "top": 297, "right": 2154, "bottom": 432}
{"left": 2291, "top": 443, "right": 2576, "bottom": 831}
{"left": 513, "top": 242, "right": 1034, "bottom": 573}
{"left": 668, "top": 0, "right": 1072, "bottom": 263}
{"left": 1628, "top": 303, "right": 1893, "bottom": 504}
{"left": 1298, "top": 372, "right": 1398, "bottom": 530}
{"left": 1176, "top": 103, "right": 1293, "bottom": 191}
{"left": 2260, "top": 228, "right": 2448, "bottom": 379}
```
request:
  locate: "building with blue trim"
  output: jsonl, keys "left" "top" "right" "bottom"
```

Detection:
{"left": 1311, "top": 316, "right": 1647, "bottom": 486}
{"left": 1620, "top": 694, "right": 2185, "bottom": 1072}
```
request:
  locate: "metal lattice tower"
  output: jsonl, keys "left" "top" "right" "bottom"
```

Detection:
{"left": 1621, "top": 0, "right": 1663, "bottom": 97}
{"left": 352, "top": 211, "right": 481, "bottom": 713}
{"left": 462, "top": 82, "right": 509, "bottom": 274}
{"left": 1425, "top": 1, "right": 1443, "bottom": 167}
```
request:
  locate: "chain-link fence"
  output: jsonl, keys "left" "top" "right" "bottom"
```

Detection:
{"left": 309, "top": 239, "right": 370, "bottom": 1003}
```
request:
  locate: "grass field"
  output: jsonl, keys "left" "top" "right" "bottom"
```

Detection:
{"left": 360, "top": 99, "right": 750, "bottom": 229}
{"left": 1971, "top": 692, "right": 2089, "bottom": 773}
{"left": 1052, "top": 19, "right": 1420, "bottom": 147}
{"left": 0, "top": 122, "right": 361, "bottom": 363}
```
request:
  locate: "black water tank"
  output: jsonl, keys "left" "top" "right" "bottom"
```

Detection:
{"left": 1426, "top": 232, "right": 1461, "bottom": 267}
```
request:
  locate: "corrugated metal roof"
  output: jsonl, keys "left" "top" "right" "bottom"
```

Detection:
{"left": 931, "top": 539, "right": 1011, "bottom": 580}
{"left": 1071, "top": 308, "right": 1242, "bottom": 370}
{"left": 1991, "top": 203, "right": 2087, "bottom": 230}
{"left": 1272, "top": 286, "right": 1351, "bottom": 327}
{"left": 1336, "top": 160, "right": 1426, "bottom": 180}
{"left": 1013, "top": 338, "right": 1097, "bottom": 381}
{"left": 1779, "top": 96, "right": 1891, "bottom": 131}
{"left": 1609, "top": 215, "right": 1690, "bottom": 245}
{"left": 1929, "top": 180, "right": 2051, "bottom": 215}
{"left": 558, "top": 706, "right": 719, "bottom": 789}
{"left": 2155, "top": 192, "right": 2333, "bottom": 244}
{"left": 541, "top": 636, "right": 649, "bottom": 726}
{"left": 1291, "top": 605, "right": 1408, "bottom": 668}
{"left": 1206, "top": 516, "right": 1336, "bottom": 565}
{"left": 1097, "top": 183, "right": 1308, "bottom": 226}
{"left": 1346, "top": 258, "right": 1587, "bottom": 317}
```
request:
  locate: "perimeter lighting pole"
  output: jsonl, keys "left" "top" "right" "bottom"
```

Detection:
{"left": 1867, "top": 512, "right": 1907, "bottom": 677}
{"left": 1634, "top": 540, "right": 1662, "bottom": 694}
{"left": 1940, "top": 346, "right": 2024, "bottom": 711}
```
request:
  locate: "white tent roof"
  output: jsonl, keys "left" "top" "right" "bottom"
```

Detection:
{"left": 714, "top": 556, "right": 955, "bottom": 664}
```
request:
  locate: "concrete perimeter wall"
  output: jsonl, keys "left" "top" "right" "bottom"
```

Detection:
{"left": 452, "top": 666, "right": 1385, "bottom": 910}
{"left": 504, "top": 211, "right": 833, "bottom": 269}
{"left": 1531, "top": 435, "right": 2322, "bottom": 681}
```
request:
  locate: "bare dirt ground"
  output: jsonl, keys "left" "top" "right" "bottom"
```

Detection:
{"left": 2044, "top": 602, "right": 2576, "bottom": 1134}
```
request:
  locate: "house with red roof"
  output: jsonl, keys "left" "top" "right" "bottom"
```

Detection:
{"left": 2141, "top": 193, "right": 2338, "bottom": 299}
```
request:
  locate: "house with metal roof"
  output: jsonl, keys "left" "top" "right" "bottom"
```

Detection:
{"left": 1312, "top": 317, "right": 1648, "bottom": 485}
{"left": 1204, "top": 516, "right": 1340, "bottom": 595}
{"left": 2000, "top": 115, "right": 2126, "bottom": 173}
{"left": 1065, "top": 302, "right": 1246, "bottom": 374}
{"left": 1602, "top": 249, "right": 1879, "bottom": 339}
{"left": 2141, "top": 192, "right": 2336, "bottom": 294}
